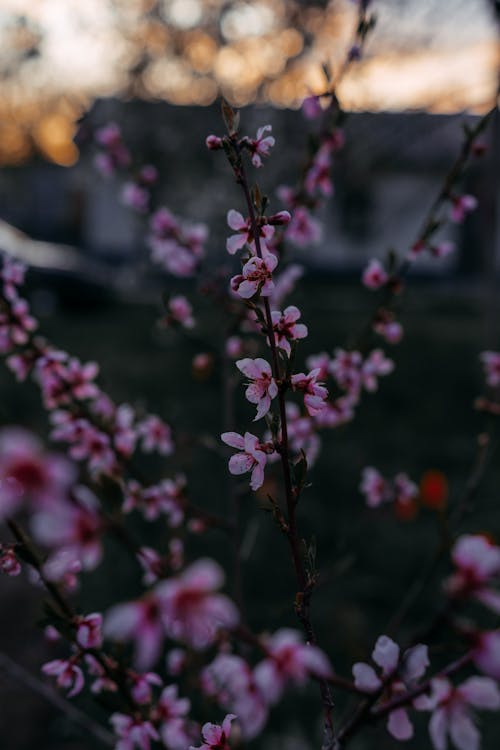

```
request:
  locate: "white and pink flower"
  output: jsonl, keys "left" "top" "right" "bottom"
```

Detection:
{"left": 236, "top": 357, "right": 278, "bottom": 420}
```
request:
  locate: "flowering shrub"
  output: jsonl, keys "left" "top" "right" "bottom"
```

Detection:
{"left": 1, "top": 5, "right": 499, "bottom": 749}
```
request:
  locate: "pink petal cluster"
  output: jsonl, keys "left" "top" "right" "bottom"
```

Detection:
{"left": 418, "top": 676, "right": 500, "bottom": 750}
{"left": 291, "top": 369, "right": 328, "bottom": 416}
{"left": 156, "top": 684, "right": 192, "bottom": 749}
{"left": 121, "top": 164, "right": 158, "bottom": 213}
{"left": 304, "top": 146, "right": 333, "bottom": 197}
{"left": 359, "top": 467, "right": 418, "bottom": 509}
{"left": 270, "top": 305, "right": 308, "bottom": 356}
{"left": 254, "top": 628, "right": 333, "bottom": 705}
{"left": 75, "top": 612, "right": 103, "bottom": 649}
{"left": 362, "top": 259, "right": 389, "bottom": 290}
{"left": 94, "top": 122, "right": 131, "bottom": 176}
{"left": 201, "top": 654, "right": 268, "bottom": 739}
{"left": 226, "top": 210, "right": 274, "bottom": 255}
{"left": 480, "top": 351, "right": 500, "bottom": 388}
{"left": 149, "top": 207, "right": 207, "bottom": 277}
{"left": 42, "top": 657, "right": 85, "bottom": 697}
{"left": 123, "top": 477, "right": 185, "bottom": 525}
{"left": 110, "top": 713, "right": 159, "bottom": 750}
{"left": 450, "top": 194, "right": 478, "bottom": 223}
{"left": 236, "top": 357, "right": 278, "bottom": 420}
{"left": 230, "top": 251, "right": 278, "bottom": 299}
{"left": 445, "top": 534, "right": 500, "bottom": 614}
{"left": 353, "top": 635, "right": 429, "bottom": 741}
{"left": 190, "top": 714, "right": 236, "bottom": 750}
{"left": 243, "top": 124, "right": 275, "bottom": 167}
{"left": 157, "top": 559, "right": 239, "bottom": 649}
{"left": 221, "top": 431, "right": 273, "bottom": 490}
{"left": 0, "top": 545, "right": 21, "bottom": 576}
{"left": 165, "top": 295, "right": 195, "bottom": 329}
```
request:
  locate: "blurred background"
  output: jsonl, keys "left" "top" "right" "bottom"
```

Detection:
{"left": 0, "top": 1, "right": 500, "bottom": 749}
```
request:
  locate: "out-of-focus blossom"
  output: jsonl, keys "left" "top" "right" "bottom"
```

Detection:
{"left": 450, "top": 194, "right": 478, "bottom": 223}
{"left": 291, "top": 369, "right": 328, "bottom": 416}
{"left": 110, "top": 713, "right": 159, "bottom": 750}
{"left": 480, "top": 351, "right": 500, "bottom": 388}
{"left": 446, "top": 535, "right": 500, "bottom": 614}
{"left": 42, "top": 658, "right": 84, "bottom": 697}
{"left": 362, "top": 259, "right": 389, "bottom": 290}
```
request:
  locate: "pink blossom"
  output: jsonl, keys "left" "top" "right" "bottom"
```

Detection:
{"left": 105, "top": 593, "right": 165, "bottom": 670}
{"left": 156, "top": 684, "right": 191, "bottom": 749}
{"left": 42, "top": 658, "right": 84, "bottom": 697}
{"left": 94, "top": 123, "right": 130, "bottom": 175}
{"left": 168, "top": 295, "right": 195, "bottom": 329}
{"left": 285, "top": 402, "right": 321, "bottom": 466}
{"left": 221, "top": 431, "right": 271, "bottom": 490}
{"left": 291, "top": 369, "right": 328, "bottom": 416}
{"left": 0, "top": 427, "right": 75, "bottom": 518}
{"left": 137, "top": 546, "right": 164, "bottom": 585}
{"left": 148, "top": 207, "right": 207, "bottom": 277}
{"left": 0, "top": 297, "right": 37, "bottom": 352}
{"left": 225, "top": 336, "right": 243, "bottom": 359}
{"left": 157, "top": 559, "right": 239, "bottom": 649}
{"left": 0, "top": 256, "right": 26, "bottom": 301}
{"left": 446, "top": 534, "right": 500, "bottom": 614}
{"left": 306, "top": 352, "right": 330, "bottom": 381}
{"left": 268, "top": 264, "right": 304, "bottom": 308}
{"left": 201, "top": 654, "right": 268, "bottom": 739}
{"left": 206, "top": 134, "right": 223, "bottom": 150}
{"left": 137, "top": 415, "right": 174, "bottom": 456}
{"left": 124, "top": 477, "right": 185, "bottom": 525}
{"left": 480, "top": 351, "right": 500, "bottom": 388}
{"left": 31, "top": 486, "right": 103, "bottom": 570}
{"left": 226, "top": 210, "right": 274, "bottom": 255}
{"left": 270, "top": 306, "right": 308, "bottom": 356}
{"left": 122, "top": 182, "right": 150, "bottom": 213}
{"left": 360, "top": 467, "right": 390, "bottom": 508}
{"left": 420, "top": 676, "right": 500, "bottom": 750}
{"left": 254, "top": 628, "right": 332, "bottom": 705}
{"left": 129, "top": 671, "right": 162, "bottom": 704}
{"left": 373, "top": 317, "right": 404, "bottom": 344}
{"left": 236, "top": 357, "right": 278, "bottom": 420}
{"left": 0, "top": 545, "right": 21, "bottom": 576}
{"left": 361, "top": 349, "right": 394, "bottom": 392}
{"left": 230, "top": 252, "right": 278, "bottom": 299}
{"left": 245, "top": 124, "right": 275, "bottom": 167}
{"left": 85, "top": 654, "right": 118, "bottom": 694}
{"left": 362, "top": 259, "right": 389, "bottom": 290}
{"left": 304, "top": 146, "right": 333, "bottom": 197}
{"left": 110, "top": 713, "right": 159, "bottom": 750}
{"left": 285, "top": 207, "right": 322, "bottom": 247}
{"left": 75, "top": 613, "right": 103, "bottom": 649}
{"left": 472, "top": 631, "right": 500, "bottom": 679}
{"left": 431, "top": 241, "right": 456, "bottom": 258}
{"left": 450, "top": 194, "right": 478, "bottom": 223}
{"left": 190, "top": 714, "right": 236, "bottom": 750}
{"left": 329, "top": 349, "right": 363, "bottom": 394}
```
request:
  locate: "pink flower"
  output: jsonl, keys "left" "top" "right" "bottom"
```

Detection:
{"left": 329, "top": 349, "right": 363, "bottom": 394}
{"left": 130, "top": 671, "right": 162, "bottom": 704}
{"left": 110, "top": 713, "right": 159, "bottom": 750}
{"left": 450, "top": 194, "right": 478, "bottom": 223}
{"left": 123, "top": 477, "right": 185, "bottom": 525}
{"left": 480, "top": 351, "right": 500, "bottom": 388}
{"left": 225, "top": 336, "right": 243, "bottom": 359}
{"left": 105, "top": 593, "right": 165, "bottom": 670}
{"left": 268, "top": 264, "right": 304, "bottom": 308}
{"left": 236, "top": 357, "right": 278, "bottom": 420}
{"left": 373, "top": 317, "right": 404, "bottom": 344}
{"left": 285, "top": 207, "right": 322, "bottom": 247}
{"left": 137, "top": 415, "right": 174, "bottom": 456}
{"left": 304, "top": 146, "right": 333, "bottom": 197}
{"left": 446, "top": 535, "right": 500, "bottom": 614}
{"left": 420, "top": 676, "right": 500, "bottom": 750}
{"left": 221, "top": 431, "right": 271, "bottom": 490}
{"left": 31, "top": 486, "right": 103, "bottom": 570}
{"left": 0, "top": 545, "right": 21, "bottom": 576}
{"left": 42, "top": 658, "right": 84, "bottom": 697}
{"left": 431, "top": 241, "right": 456, "bottom": 258}
{"left": 0, "top": 297, "right": 37, "bottom": 352}
{"left": 156, "top": 684, "right": 191, "bottom": 749}
{"left": 285, "top": 401, "right": 321, "bottom": 466}
{"left": 254, "top": 628, "right": 332, "bottom": 705}
{"left": 361, "top": 349, "right": 394, "bottom": 391}
{"left": 190, "top": 714, "right": 236, "bottom": 750}
{"left": 157, "top": 559, "right": 239, "bottom": 649}
{"left": 230, "top": 252, "right": 278, "bottom": 299}
{"left": 245, "top": 125, "right": 275, "bottom": 167}
{"left": 168, "top": 295, "right": 195, "bottom": 329}
{"left": 472, "top": 631, "right": 500, "bottom": 679}
{"left": 75, "top": 613, "right": 103, "bottom": 649}
{"left": 362, "top": 259, "right": 389, "bottom": 290}
{"left": 360, "top": 467, "right": 390, "bottom": 508}
{"left": 226, "top": 210, "right": 274, "bottom": 255}
{"left": 0, "top": 427, "right": 75, "bottom": 518}
{"left": 122, "top": 182, "right": 150, "bottom": 213}
{"left": 201, "top": 654, "right": 268, "bottom": 740}
{"left": 206, "top": 134, "right": 223, "bottom": 150}
{"left": 270, "top": 306, "right": 308, "bottom": 356}
{"left": 291, "top": 369, "right": 328, "bottom": 416}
